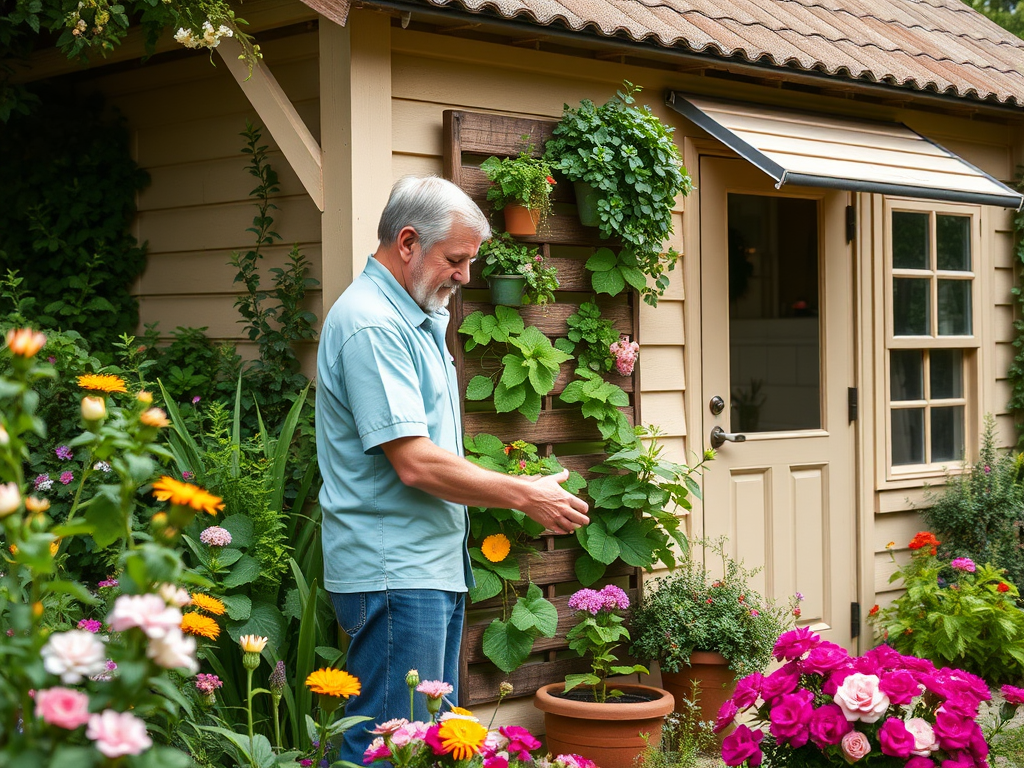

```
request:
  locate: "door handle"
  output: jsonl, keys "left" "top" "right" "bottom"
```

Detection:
{"left": 710, "top": 425, "right": 746, "bottom": 449}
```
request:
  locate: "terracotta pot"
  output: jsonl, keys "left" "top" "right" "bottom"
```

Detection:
{"left": 534, "top": 682, "right": 674, "bottom": 768}
{"left": 660, "top": 651, "right": 736, "bottom": 741}
{"left": 502, "top": 204, "right": 539, "bottom": 236}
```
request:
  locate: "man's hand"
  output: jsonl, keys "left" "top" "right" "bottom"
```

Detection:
{"left": 518, "top": 469, "right": 589, "bottom": 535}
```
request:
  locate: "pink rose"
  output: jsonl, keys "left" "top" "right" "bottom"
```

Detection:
{"left": 499, "top": 725, "right": 540, "bottom": 760}
{"left": 760, "top": 663, "right": 801, "bottom": 703}
{"left": 86, "top": 710, "right": 153, "bottom": 758}
{"left": 879, "top": 670, "right": 922, "bottom": 705}
{"left": 906, "top": 717, "right": 938, "bottom": 757}
{"left": 841, "top": 731, "right": 871, "bottom": 762}
{"left": 879, "top": 717, "right": 915, "bottom": 758}
{"left": 363, "top": 737, "right": 391, "bottom": 763}
{"left": 714, "top": 699, "right": 738, "bottom": 733}
{"left": 769, "top": 690, "right": 813, "bottom": 747}
{"left": 1002, "top": 684, "right": 1024, "bottom": 706}
{"left": 808, "top": 703, "right": 852, "bottom": 748}
{"left": 802, "top": 641, "right": 850, "bottom": 675}
{"left": 833, "top": 673, "right": 890, "bottom": 723}
{"left": 40, "top": 630, "right": 108, "bottom": 684}
{"left": 772, "top": 627, "right": 821, "bottom": 661}
{"left": 107, "top": 594, "right": 182, "bottom": 640}
{"left": 721, "top": 724, "right": 763, "bottom": 766}
{"left": 732, "top": 672, "right": 763, "bottom": 709}
{"left": 934, "top": 710, "right": 973, "bottom": 750}
{"left": 905, "top": 758, "right": 935, "bottom": 768}
{"left": 35, "top": 687, "right": 91, "bottom": 729}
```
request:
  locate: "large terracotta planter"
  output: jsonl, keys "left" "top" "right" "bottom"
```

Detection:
{"left": 661, "top": 651, "right": 736, "bottom": 739}
{"left": 502, "top": 203, "right": 540, "bottom": 236}
{"left": 534, "top": 682, "right": 674, "bottom": 768}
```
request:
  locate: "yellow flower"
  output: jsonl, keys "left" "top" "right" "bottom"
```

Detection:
{"left": 81, "top": 396, "right": 107, "bottom": 421}
{"left": 305, "top": 668, "right": 361, "bottom": 699}
{"left": 140, "top": 408, "right": 170, "bottom": 428}
{"left": 5, "top": 328, "right": 46, "bottom": 357}
{"left": 50, "top": 540, "right": 59, "bottom": 557}
{"left": 450, "top": 706, "right": 473, "bottom": 716}
{"left": 190, "top": 593, "right": 226, "bottom": 616}
{"left": 886, "top": 541, "right": 896, "bottom": 550}
{"left": 136, "top": 390, "right": 153, "bottom": 404}
{"left": 181, "top": 612, "right": 221, "bottom": 640}
{"left": 152, "top": 476, "right": 225, "bottom": 515}
{"left": 437, "top": 718, "right": 487, "bottom": 760}
{"left": 239, "top": 634, "right": 268, "bottom": 653}
{"left": 481, "top": 533, "right": 511, "bottom": 563}
{"left": 77, "top": 374, "right": 127, "bottom": 394}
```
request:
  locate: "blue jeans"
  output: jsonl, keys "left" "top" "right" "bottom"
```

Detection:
{"left": 330, "top": 589, "right": 465, "bottom": 764}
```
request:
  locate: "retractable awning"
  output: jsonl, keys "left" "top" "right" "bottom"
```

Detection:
{"left": 666, "top": 93, "right": 1024, "bottom": 210}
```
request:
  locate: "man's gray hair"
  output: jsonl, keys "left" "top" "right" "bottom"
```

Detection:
{"left": 377, "top": 176, "right": 490, "bottom": 253}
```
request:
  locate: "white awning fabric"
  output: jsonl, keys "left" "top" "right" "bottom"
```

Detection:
{"left": 667, "top": 93, "right": 1024, "bottom": 210}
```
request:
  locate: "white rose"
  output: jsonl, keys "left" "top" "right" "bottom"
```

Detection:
{"left": 833, "top": 673, "right": 890, "bottom": 723}
{"left": 905, "top": 717, "right": 938, "bottom": 756}
{"left": 41, "top": 631, "right": 108, "bottom": 683}
{"left": 146, "top": 627, "right": 198, "bottom": 674}
{"left": 107, "top": 594, "right": 182, "bottom": 639}
{"left": 0, "top": 482, "right": 21, "bottom": 517}
{"left": 157, "top": 583, "right": 191, "bottom": 608}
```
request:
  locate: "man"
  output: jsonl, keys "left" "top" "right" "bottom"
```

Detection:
{"left": 316, "top": 176, "right": 590, "bottom": 762}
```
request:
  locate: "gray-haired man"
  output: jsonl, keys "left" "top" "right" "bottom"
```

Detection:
{"left": 316, "top": 176, "right": 589, "bottom": 761}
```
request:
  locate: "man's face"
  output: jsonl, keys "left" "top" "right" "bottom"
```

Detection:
{"left": 408, "top": 222, "right": 483, "bottom": 313}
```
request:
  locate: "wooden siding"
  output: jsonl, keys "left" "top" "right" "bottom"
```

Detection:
{"left": 83, "top": 31, "right": 323, "bottom": 362}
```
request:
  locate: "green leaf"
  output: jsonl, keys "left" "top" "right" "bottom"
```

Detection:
{"left": 621, "top": 266, "right": 647, "bottom": 291}
{"left": 220, "top": 514, "right": 254, "bottom": 549}
{"left": 500, "top": 355, "right": 530, "bottom": 388}
{"left": 584, "top": 521, "right": 621, "bottom": 564}
{"left": 616, "top": 518, "right": 656, "bottom": 568}
{"left": 494, "top": 382, "right": 526, "bottom": 413}
{"left": 316, "top": 646, "right": 346, "bottom": 665}
{"left": 470, "top": 433, "right": 506, "bottom": 460}
{"left": 574, "top": 553, "right": 606, "bottom": 586}
{"left": 519, "top": 388, "right": 542, "bottom": 422}
{"left": 495, "top": 305, "right": 525, "bottom": 336}
{"left": 85, "top": 485, "right": 126, "bottom": 548}
{"left": 227, "top": 600, "right": 287, "bottom": 652}
{"left": 563, "top": 672, "right": 600, "bottom": 693}
{"left": 223, "top": 554, "right": 261, "bottom": 588}
{"left": 482, "top": 618, "right": 534, "bottom": 673}
{"left": 510, "top": 586, "right": 558, "bottom": 637}
{"left": 585, "top": 248, "right": 618, "bottom": 272}
{"left": 221, "top": 593, "right": 253, "bottom": 621}
{"left": 466, "top": 375, "right": 494, "bottom": 400}
{"left": 554, "top": 337, "right": 575, "bottom": 354}
{"left": 468, "top": 568, "right": 502, "bottom": 603}
{"left": 592, "top": 267, "right": 626, "bottom": 296}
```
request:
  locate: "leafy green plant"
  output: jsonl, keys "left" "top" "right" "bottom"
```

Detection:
{"left": 869, "top": 532, "right": 1024, "bottom": 684}
{"left": 545, "top": 82, "right": 692, "bottom": 305}
{"left": 920, "top": 413, "right": 1024, "bottom": 594}
{"left": 575, "top": 427, "right": 712, "bottom": 586}
{"left": 559, "top": 368, "right": 634, "bottom": 446}
{"left": 460, "top": 307, "right": 574, "bottom": 422}
{"left": 630, "top": 536, "right": 793, "bottom": 676}
{"left": 564, "top": 301, "right": 619, "bottom": 374}
{"left": 480, "top": 140, "right": 556, "bottom": 223}
{"left": 478, "top": 232, "right": 559, "bottom": 305}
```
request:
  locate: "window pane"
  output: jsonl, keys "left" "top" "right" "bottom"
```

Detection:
{"left": 937, "top": 215, "right": 971, "bottom": 271}
{"left": 892, "top": 408, "right": 925, "bottom": 465}
{"left": 891, "top": 350, "right": 924, "bottom": 401}
{"left": 930, "top": 349, "right": 963, "bottom": 400}
{"left": 932, "top": 406, "right": 965, "bottom": 463}
{"left": 937, "top": 280, "right": 972, "bottom": 335}
{"left": 893, "top": 212, "right": 929, "bottom": 269}
{"left": 894, "top": 278, "right": 931, "bottom": 336}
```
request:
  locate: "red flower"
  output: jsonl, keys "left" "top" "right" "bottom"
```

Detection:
{"left": 545, "top": 176, "right": 556, "bottom": 185}
{"left": 706, "top": 598, "right": 713, "bottom": 604}
{"left": 908, "top": 531, "right": 940, "bottom": 556}
{"left": 869, "top": 605, "right": 879, "bottom": 616}
{"left": 998, "top": 582, "right": 1010, "bottom": 593}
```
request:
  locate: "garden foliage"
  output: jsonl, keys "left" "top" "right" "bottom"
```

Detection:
{"left": 480, "top": 142, "right": 556, "bottom": 221}
{"left": 477, "top": 233, "right": 559, "bottom": 306}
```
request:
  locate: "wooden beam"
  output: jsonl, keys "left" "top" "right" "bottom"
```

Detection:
{"left": 216, "top": 36, "right": 324, "bottom": 211}
{"left": 319, "top": 9, "right": 393, "bottom": 307}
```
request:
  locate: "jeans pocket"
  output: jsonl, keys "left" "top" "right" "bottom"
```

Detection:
{"left": 333, "top": 592, "right": 367, "bottom": 635}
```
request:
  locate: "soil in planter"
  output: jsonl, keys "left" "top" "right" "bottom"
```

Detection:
{"left": 553, "top": 689, "right": 661, "bottom": 705}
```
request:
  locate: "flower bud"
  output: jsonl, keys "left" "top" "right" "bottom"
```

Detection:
{"left": 406, "top": 669, "right": 420, "bottom": 688}
{"left": 499, "top": 681, "right": 514, "bottom": 697}
{"left": 81, "top": 396, "right": 106, "bottom": 422}
{"left": 136, "top": 390, "right": 153, "bottom": 404}
{"left": 24, "top": 496, "right": 49, "bottom": 514}
{"left": 5, "top": 328, "right": 46, "bottom": 357}
{"left": 0, "top": 425, "right": 8, "bottom": 446}
{"left": 0, "top": 482, "right": 21, "bottom": 518}
{"left": 140, "top": 408, "right": 170, "bottom": 428}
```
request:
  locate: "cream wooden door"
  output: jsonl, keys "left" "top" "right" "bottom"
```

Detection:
{"left": 698, "top": 157, "right": 857, "bottom": 648}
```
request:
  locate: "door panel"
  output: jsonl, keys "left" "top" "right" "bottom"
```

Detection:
{"left": 699, "top": 157, "right": 857, "bottom": 647}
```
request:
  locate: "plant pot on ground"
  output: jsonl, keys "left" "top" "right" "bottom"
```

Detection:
{"left": 480, "top": 142, "right": 556, "bottom": 237}
{"left": 479, "top": 232, "right": 558, "bottom": 306}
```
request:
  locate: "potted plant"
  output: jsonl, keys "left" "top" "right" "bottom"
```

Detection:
{"left": 480, "top": 142, "right": 556, "bottom": 236}
{"left": 534, "top": 584, "right": 674, "bottom": 768}
{"left": 544, "top": 82, "right": 692, "bottom": 305}
{"left": 478, "top": 232, "right": 559, "bottom": 306}
{"left": 629, "top": 537, "right": 794, "bottom": 732}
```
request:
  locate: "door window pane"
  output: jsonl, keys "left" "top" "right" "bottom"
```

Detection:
{"left": 728, "top": 194, "right": 820, "bottom": 432}
{"left": 893, "top": 278, "right": 930, "bottom": 336}
{"left": 892, "top": 409, "right": 925, "bottom": 465}
{"left": 931, "top": 406, "right": 965, "bottom": 463}
{"left": 930, "top": 349, "right": 963, "bottom": 400}
{"left": 893, "top": 212, "right": 929, "bottom": 269}
{"left": 890, "top": 350, "right": 924, "bottom": 401}
{"left": 937, "top": 280, "right": 972, "bottom": 335}
{"left": 937, "top": 215, "right": 971, "bottom": 271}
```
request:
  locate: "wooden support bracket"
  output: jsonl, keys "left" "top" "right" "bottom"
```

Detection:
{"left": 216, "top": 37, "right": 325, "bottom": 211}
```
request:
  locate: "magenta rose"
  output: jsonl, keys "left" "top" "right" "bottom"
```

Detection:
{"left": 852, "top": 655, "right": 882, "bottom": 676}
{"left": 808, "top": 703, "right": 851, "bottom": 748}
{"left": 905, "top": 758, "right": 935, "bottom": 768}
{"left": 772, "top": 627, "right": 820, "bottom": 661}
{"left": 823, "top": 664, "right": 855, "bottom": 696}
{"left": 941, "top": 695, "right": 980, "bottom": 720}
{"left": 879, "top": 670, "right": 921, "bottom": 705}
{"left": 967, "top": 723, "right": 988, "bottom": 761}
{"left": 803, "top": 642, "right": 850, "bottom": 675}
{"left": 1002, "top": 684, "right": 1024, "bottom": 705}
{"left": 769, "top": 690, "right": 813, "bottom": 747}
{"left": 934, "top": 710, "right": 973, "bottom": 750}
{"left": 841, "top": 731, "right": 871, "bottom": 763}
{"left": 721, "top": 725, "right": 763, "bottom": 767}
{"left": 898, "top": 654, "right": 935, "bottom": 674}
{"left": 940, "top": 755, "right": 976, "bottom": 768}
{"left": 760, "top": 662, "right": 801, "bottom": 703}
{"left": 714, "top": 699, "right": 738, "bottom": 733}
{"left": 862, "top": 644, "right": 903, "bottom": 670}
{"left": 732, "top": 672, "right": 764, "bottom": 709}
{"left": 878, "top": 717, "right": 915, "bottom": 758}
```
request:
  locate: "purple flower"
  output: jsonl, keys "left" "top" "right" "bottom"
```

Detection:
{"left": 59, "top": 471, "right": 74, "bottom": 485}
{"left": 55, "top": 445, "right": 73, "bottom": 461}
{"left": 199, "top": 526, "right": 232, "bottom": 547}
{"left": 34, "top": 474, "right": 53, "bottom": 492}
{"left": 879, "top": 717, "right": 915, "bottom": 758}
{"left": 879, "top": 669, "right": 922, "bottom": 705}
{"left": 77, "top": 619, "right": 102, "bottom": 633}
{"left": 182, "top": 471, "right": 194, "bottom": 481}
{"left": 97, "top": 579, "right": 118, "bottom": 589}
{"left": 567, "top": 589, "right": 605, "bottom": 616}
{"left": 191, "top": 396, "right": 201, "bottom": 405}
{"left": 769, "top": 690, "right": 813, "bottom": 747}
{"left": 721, "top": 724, "right": 763, "bottom": 767}
{"left": 195, "top": 673, "right": 223, "bottom": 694}
{"left": 1001, "top": 684, "right": 1024, "bottom": 705}
{"left": 950, "top": 558, "right": 976, "bottom": 573}
{"left": 598, "top": 584, "right": 629, "bottom": 611}
{"left": 772, "top": 627, "right": 821, "bottom": 661}
{"left": 808, "top": 703, "right": 851, "bottom": 748}
{"left": 731, "top": 672, "right": 763, "bottom": 709}
{"left": 802, "top": 641, "right": 850, "bottom": 675}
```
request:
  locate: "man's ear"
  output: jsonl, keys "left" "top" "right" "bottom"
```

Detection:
{"left": 396, "top": 226, "right": 419, "bottom": 265}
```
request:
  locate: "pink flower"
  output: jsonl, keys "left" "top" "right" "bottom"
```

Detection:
{"left": 97, "top": 579, "right": 118, "bottom": 589}
{"left": 86, "top": 710, "right": 153, "bottom": 758}
{"left": 76, "top": 619, "right": 102, "bottom": 634}
{"left": 760, "top": 663, "right": 801, "bottom": 703}
{"left": 808, "top": 703, "right": 851, "bottom": 748}
{"left": 415, "top": 680, "right": 453, "bottom": 699}
{"left": 195, "top": 674, "right": 223, "bottom": 694}
{"left": 499, "top": 725, "right": 540, "bottom": 759}
{"left": 199, "top": 526, "right": 232, "bottom": 547}
{"left": 950, "top": 558, "right": 976, "bottom": 572}
{"left": 567, "top": 588, "right": 607, "bottom": 615}
{"left": 833, "top": 673, "right": 890, "bottom": 723}
{"left": 934, "top": 710, "right": 973, "bottom": 750}
{"left": 55, "top": 445, "right": 73, "bottom": 461}
{"left": 424, "top": 724, "right": 446, "bottom": 755}
{"left": 1001, "top": 684, "right": 1024, "bottom": 705}
{"left": 146, "top": 627, "right": 198, "bottom": 674}
{"left": 714, "top": 699, "right": 738, "bottom": 733}
{"left": 732, "top": 672, "right": 763, "bottom": 709}
{"left": 906, "top": 717, "right": 938, "bottom": 757}
{"left": 879, "top": 670, "right": 922, "bottom": 705}
{"left": 485, "top": 755, "right": 509, "bottom": 768}
{"left": 802, "top": 641, "right": 851, "bottom": 675}
{"left": 59, "top": 471, "right": 74, "bottom": 485}
{"left": 35, "top": 687, "right": 91, "bottom": 729}
{"left": 773, "top": 627, "right": 821, "bottom": 661}
{"left": 905, "top": 758, "right": 936, "bottom": 768}
{"left": 598, "top": 584, "right": 630, "bottom": 611}
{"left": 41, "top": 630, "right": 108, "bottom": 684}
{"left": 879, "top": 717, "right": 915, "bottom": 758}
{"left": 841, "top": 731, "right": 871, "bottom": 762}
{"left": 768, "top": 690, "right": 813, "bottom": 747}
{"left": 371, "top": 718, "right": 409, "bottom": 735}
{"left": 363, "top": 737, "right": 391, "bottom": 763}
{"left": 608, "top": 337, "right": 640, "bottom": 376}
{"left": 721, "top": 724, "right": 763, "bottom": 767}
{"left": 555, "top": 755, "right": 596, "bottom": 768}
{"left": 107, "top": 594, "right": 182, "bottom": 640}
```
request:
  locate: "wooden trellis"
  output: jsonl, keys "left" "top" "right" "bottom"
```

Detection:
{"left": 443, "top": 110, "right": 644, "bottom": 706}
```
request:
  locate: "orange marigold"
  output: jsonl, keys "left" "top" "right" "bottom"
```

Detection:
{"left": 437, "top": 718, "right": 488, "bottom": 760}
{"left": 190, "top": 593, "right": 226, "bottom": 616}
{"left": 181, "top": 612, "right": 221, "bottom": 640}
{"left": 152, "top": 476, "right": 224, "bottom": 515}
{"left": 481, "top": 533, "right": 511, "bottom": 563}
{"left": 77, "top": 374, "right": 128, "bottom": 394}
{"left": 908, "top": 531, "right": 940, "bottom": 556}
{"left": 305, "top": 668, "right": 361, "bottom": 699}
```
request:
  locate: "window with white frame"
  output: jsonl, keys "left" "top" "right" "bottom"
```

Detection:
{"left": 885, "top": 203, "right": 979, "bottom": 474}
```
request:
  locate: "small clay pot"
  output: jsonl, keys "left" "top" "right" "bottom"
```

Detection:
{"left": 660, "top": 651, "right": 737, "bottom": 742}
{"left": 503, "top": 204, "right": 540, "bottom": 236}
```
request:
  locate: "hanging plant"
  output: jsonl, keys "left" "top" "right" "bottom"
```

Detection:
{"left": 545, "top": 82, "right": 692, "bottom": 306}
{"left": 480, "top": 140, "right": 557, "bottom": 236}
{"left": 478, "top": 233, "right": 559, "bottom": 306}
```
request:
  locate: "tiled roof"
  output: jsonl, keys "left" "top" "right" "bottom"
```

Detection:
{"left": 399, "top": 0, "right": 1024, "bottom": 106}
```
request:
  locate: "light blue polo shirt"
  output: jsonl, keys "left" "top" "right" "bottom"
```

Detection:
{"left": 316, "top": 256, "right": 472, "bottom": 594}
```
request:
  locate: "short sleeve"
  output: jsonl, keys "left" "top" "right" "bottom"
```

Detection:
{"left": 339, "top": 326, "right": 430, "bottom": 454}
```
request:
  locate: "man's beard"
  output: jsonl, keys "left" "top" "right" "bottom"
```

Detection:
{"left": 409, "top": 260, "right": 459, "bottom": 313}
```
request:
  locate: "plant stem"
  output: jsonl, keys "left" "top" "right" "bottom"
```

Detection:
{"left": 409, "top": 685, "right": 415, "bottom": 721}
{"left": 272, "top": 697, "right": 282, "bottom": 750}
{"left": 313, "top": 710, "right": 329, "bottom": 767}
{"left": 246, "top": 666, "right": 256, "bottom": 766}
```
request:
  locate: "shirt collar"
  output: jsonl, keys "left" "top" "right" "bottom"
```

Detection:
{"left": 363, "top": 255, "right": 449, "bottom": 329}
